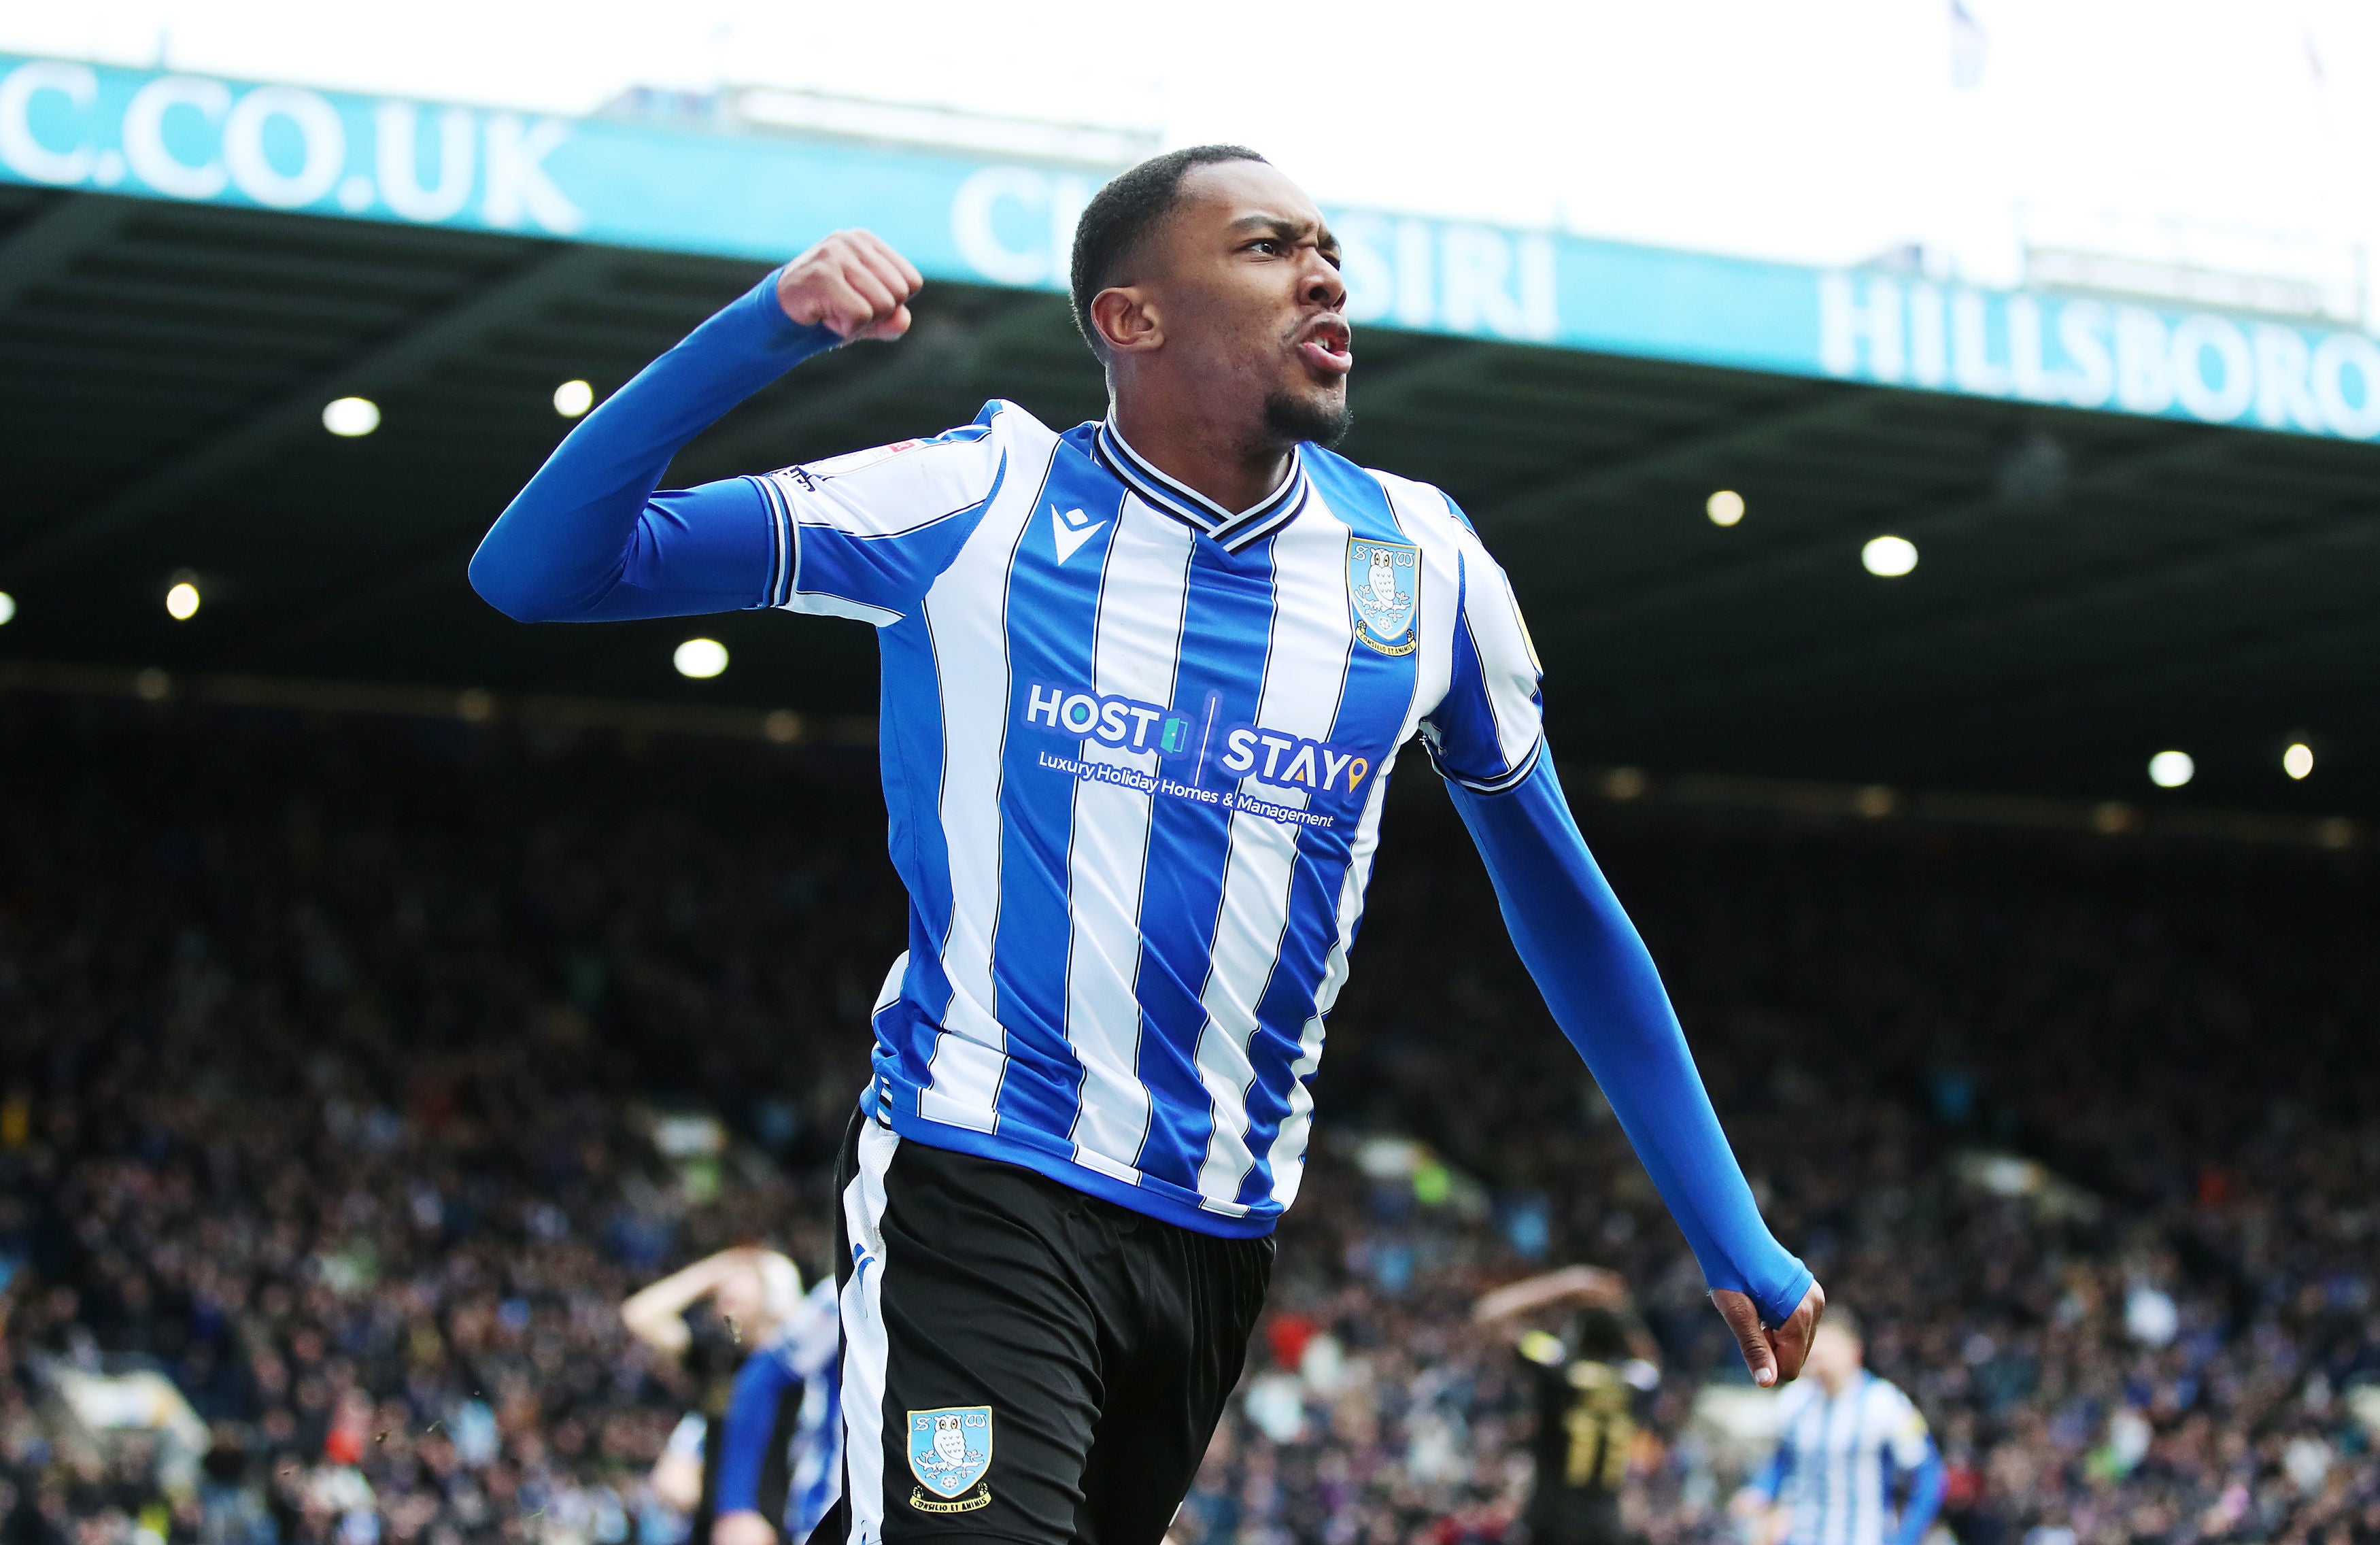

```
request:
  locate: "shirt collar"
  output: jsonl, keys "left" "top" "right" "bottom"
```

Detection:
{"left": 1091, "top": 415, "right": 1310, "bottom": 553}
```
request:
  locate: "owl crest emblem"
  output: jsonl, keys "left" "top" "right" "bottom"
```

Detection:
{"left": 906, "top": 1406, "right": 993, "bottom": 1508}
{"left": 1346, "top": 538, "right": 1420, "bottom": 657}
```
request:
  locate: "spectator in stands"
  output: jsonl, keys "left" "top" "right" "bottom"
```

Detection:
{"left": 1, "top": 698, "right": 2374, "bottom": 1545}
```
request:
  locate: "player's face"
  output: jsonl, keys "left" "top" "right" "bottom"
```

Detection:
{"left": 1150, "top": 160, "right": 1351, "bottom": 446}
{"left": 1805, "top": 1324, "right": 1863, "bottom": 1382}
{"left": 715, "top": 1264, "right": 766, "bottom": 1331}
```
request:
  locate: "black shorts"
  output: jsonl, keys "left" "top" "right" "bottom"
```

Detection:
{"left": 809, "top": 1108, "right": 1274, "bottom": 1545}
{"left": 1526, "top": 1495, "right": 1632, "bottom": 1545}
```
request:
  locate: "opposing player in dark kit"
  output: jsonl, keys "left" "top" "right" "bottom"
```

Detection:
{"left": 1478, "top": 1266, "right": 1664, "bottom": 1545}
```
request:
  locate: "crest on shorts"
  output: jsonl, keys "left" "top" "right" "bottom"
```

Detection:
{"left": 907, "top": 1406, "right": 993, "bottom": 1505}
{"left": 1346, "top": 538, "right": 1420, "bottom": 656}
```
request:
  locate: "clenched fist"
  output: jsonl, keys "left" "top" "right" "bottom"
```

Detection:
{"left": 1713, "top": 1279, "right": 1826, "bottom": 1388}
{"left": 777, "top": 229, "right": 923, "bottom": 342}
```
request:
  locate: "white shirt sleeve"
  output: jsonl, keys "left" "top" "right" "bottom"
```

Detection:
{"left": 753, "top": 401, "right": 1023, "bottom": 625}
{"left": 1418, "top": 501, "right": 1545, "bottom": 793}
{"left": 1880, "top": 1382, "right": 1932, "bottom": 1469}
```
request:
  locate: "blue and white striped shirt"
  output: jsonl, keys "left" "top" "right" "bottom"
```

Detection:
{"left": 471, "top": 270, "right": 1811, "bottom": 1317}
{"left": 781, "top": 1278, "right": 843, "bottom": 1544}
{"left": 1756, "top": 1372, "right": 1941, "bottom": 1545}
{"left": 752, "top": 403, "right": 1544, "bottom": 1236}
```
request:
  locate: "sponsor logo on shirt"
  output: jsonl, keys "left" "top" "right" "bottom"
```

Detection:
{"left": 1021, "top": 684, "right": 1192, "bottom": 754}
{"left": 1019, "top": 683, "right": 1374, "bottom": 830}
{"left": 1217, "top": 725, "right": 1372, "bottom": 795}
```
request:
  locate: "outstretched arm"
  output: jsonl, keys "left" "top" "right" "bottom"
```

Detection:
{"left": 1474, "top": 1264, "right": 1628, "bottom": 1332}
{"left": 468, "top": 231, "right": 922, "bottom": 623}
{"left": 1446, "top": 755, "right": 1823, "bottom": 1383}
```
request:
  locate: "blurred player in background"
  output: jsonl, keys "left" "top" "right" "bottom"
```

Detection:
{"left": 1734, "top": 1310, "right": 1943, "bottom": 1545}
{"left": 624, "top": 1248, "right": 836, "bottom": 1545}
{"left": 1476, "top": 1266, "right": 1661, "bottom": 1545}
{"left": 711, "top": 1273, "right": 843, "bottom": 1545}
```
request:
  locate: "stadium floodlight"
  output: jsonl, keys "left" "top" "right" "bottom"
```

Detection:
{"left": 2283, "top": 743, "right": 2314, "bottom": 780}
{"left": 1861, "top": 534, "right": 1918, "bottom": 577}
{"left": 322, "top": 396, "right": 380, "bottom": 437}
{"left": 554, "top": 379, "right": 595, "bottom": 418}
{"left": 0, "top": 591, "right": 14, "bottom": 626}
{"left": 1705, "top": 490, "right": 1745, "bottom": 526}
{"left": 2147, "top": 750, "right": 2194, "bottom": 788}
{"left": 674, "top": 638, "right": 729, "bottom": 679}
{"left": 165, "top": 581, "right": 201, "bottom": 620}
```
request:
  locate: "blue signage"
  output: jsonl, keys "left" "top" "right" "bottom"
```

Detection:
{"left": 3, "top": 54, "right": 2375, "bottom": 442}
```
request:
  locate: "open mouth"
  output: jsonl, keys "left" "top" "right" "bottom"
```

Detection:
{"left": 1295, "top": 317, "right": 1353, "bottom": 377}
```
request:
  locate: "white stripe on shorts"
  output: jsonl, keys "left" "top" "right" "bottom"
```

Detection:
{"left": 838, "top": 1119, "right": 901, "bottom": 1545}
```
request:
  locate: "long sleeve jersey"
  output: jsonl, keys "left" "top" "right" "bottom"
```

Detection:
{"left": 470, "top": 272, "right": 1810, "bottom": 1323}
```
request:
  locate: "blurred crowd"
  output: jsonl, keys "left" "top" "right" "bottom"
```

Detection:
{"left": 0, "top": 696, "right": 2373, "bottom": 1545}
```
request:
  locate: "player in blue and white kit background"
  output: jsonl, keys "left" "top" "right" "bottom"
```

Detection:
{"left": 623, "top": 1248, "right": 834, "bottom": 1545}
{"left": 713, "top": 1276, "right": 844, "bottom": 1545}
{"left": 472, "top": 146, "right": 1826, "bottom": 1545}
{"left": 1737, "top": 1312, "right": 1945, "bottom": 1545}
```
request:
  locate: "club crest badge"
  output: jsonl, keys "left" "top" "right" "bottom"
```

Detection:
{"left": 906, "top": 1407, "right": 992, "bottom": 1512}
{"left": 1346, "top": 539, "right": 1421, "bottom": 656}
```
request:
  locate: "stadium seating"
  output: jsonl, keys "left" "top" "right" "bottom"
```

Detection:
{"left": 2, "top": 696, "right": 2374, "bottom": 1545}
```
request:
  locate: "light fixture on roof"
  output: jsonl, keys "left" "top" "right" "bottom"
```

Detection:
{"left": 2283, "top": 743, "right": 2314, "bottom": 780}
{"left": 0, "top": 591, "right": 14, "bottom": 625}
{"left": 554, "top": 379, "right": 595, "bottom": 418}
{"left": 2147, "top": 749, "right": 2194, "bottom": 788}
{"left": 165, "top": 580, "right": 201, "bottom": 620}
{"left": 1705, "top": 490, "right": 1745, "bottom": 526}
{"left": 322, "top": 396, "right": 380, "bottom": 437}
{"left": 674, "top": 638, "right": 728, "bottom": 679}
{"left": 1861, "top": 534, "right": 1918, "bottom": 577}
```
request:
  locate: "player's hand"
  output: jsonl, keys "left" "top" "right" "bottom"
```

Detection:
{"left": 712, "top": 1511, "right": 775, "bottom": 1545}
{"left": 1712, "top": 1279, "right": 1824, "bottom": 1388}
{"left": 776, "top": 229, "right": 923, "bottom": 342}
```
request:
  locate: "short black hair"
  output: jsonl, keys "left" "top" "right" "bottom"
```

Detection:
{"left": 1069, "top": 144, "right": 1268, "bottom": 360}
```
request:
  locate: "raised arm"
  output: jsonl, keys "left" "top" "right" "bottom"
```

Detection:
{"left": 620, "top": 1246, "right": 760, "bottom": 1357}
{"left": 1473, "top": 1264, "right": 1627, "bottom": 1332}
{"left": 467, "top": 231, "right": 922, "bottom": 623}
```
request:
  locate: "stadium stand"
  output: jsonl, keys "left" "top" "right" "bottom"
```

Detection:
{"left": 4, "top": 56, "right": 2377, "bottom": 1545}
{"left": 5, "top": 66, "right": 2379, "bottom": 807}
{"left": 3, "top": 697, "right": 2373, "bottom": 1545}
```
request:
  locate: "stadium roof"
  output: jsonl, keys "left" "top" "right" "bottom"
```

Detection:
{"left": 1, "top": 54, "right": 2376, "bottom": 815}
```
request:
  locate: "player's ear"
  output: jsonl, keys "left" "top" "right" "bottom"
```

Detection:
{"left": 1091, "top": 286, "right": 1162, "bottom": 356}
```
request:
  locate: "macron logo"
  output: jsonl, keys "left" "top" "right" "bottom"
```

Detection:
{"left": 1051, "top": 505, "right": 1106, "bottom": 564}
